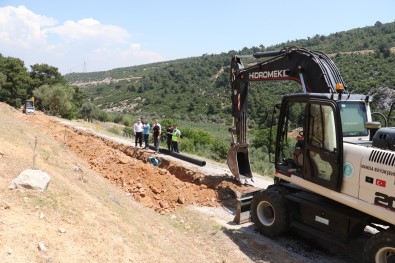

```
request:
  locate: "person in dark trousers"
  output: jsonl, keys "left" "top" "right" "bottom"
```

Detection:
{"left": 152, "top": 118, "right": 161, "bottom": 153}
{"left": 171, "top": 124, "right": 181, "bottom": 153}
{"left": 142, "top": 119, "right": 150, "bottom": 149}
{"left": 166, "top": 125, "right": 174, "bottom": 151}
{"left": 133, "top": 118, "right": 144, "bottom": 147}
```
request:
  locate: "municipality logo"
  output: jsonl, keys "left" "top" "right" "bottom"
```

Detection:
{"left": 343, "top": 162, "right": 354, "bottom": 178}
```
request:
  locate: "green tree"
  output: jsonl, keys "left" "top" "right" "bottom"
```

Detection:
{"left": 30, "top": 64, "right": 66, "bottom": 89}
{"left": 33, "top": 84, "right": 76, "bottom": 118}
{"left": 98, "top": 110, "right": 111, "bottom": 122}
{"left": 251, "top": 127, "right": 277, "bottom": 153}
{"left": 71, "top": 86, "right": 86, "bottom": 109}
{"left": 79, "top": 102, "right": 99, "bottom": 122}
{"left": 376, "top": 41, "right": 392, "bottom": 58}
{"left": 0, "top": 55, "right": 31, "bottom": 108}
{"left": 0, "top": 72, "right": 6, "bottom": 88}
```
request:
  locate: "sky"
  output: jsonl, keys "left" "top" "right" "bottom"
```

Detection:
{"left": 0, "top": 0, "right": 394, "bottom": 75}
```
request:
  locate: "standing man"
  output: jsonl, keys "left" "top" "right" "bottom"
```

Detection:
{"left": 142, "top": 118, "right": 151, "bottom": 149}
{"left": 171, "top": 124, "right": 181, "bottom": 153}
{"left": 166, "top": 125, "right": 174, "bottom": 151}
{"left": 133, "top": 118, "right": 144, "bottom": 147}
{"left": 152, "top": 118, "right": 161, "bottom": 153}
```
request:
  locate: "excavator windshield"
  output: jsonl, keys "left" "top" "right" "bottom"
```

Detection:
{"left": 339, "top": 101, "right": 368, "bottom": 137}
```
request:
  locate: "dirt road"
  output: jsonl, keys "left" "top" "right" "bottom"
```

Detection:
{"left": 0, "top": 104, "right": 362, "bottom": 262}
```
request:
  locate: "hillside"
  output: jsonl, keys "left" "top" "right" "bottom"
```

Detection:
{"left": 0, "top": 104, "right": 366, "bottom": 263}
{"left": 64, "top": 21, "right": 395, "bottom": 125}
{"left": 0, "top": 103, "right": 255, "bottom": 262}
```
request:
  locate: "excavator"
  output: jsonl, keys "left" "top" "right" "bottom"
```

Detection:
{"left": 227, "top": 46, "right": 395, "bottom": 263}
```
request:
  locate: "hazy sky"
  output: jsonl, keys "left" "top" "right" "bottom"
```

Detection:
{"left": 1, "top": 0, "right": 394, "bottom": 74}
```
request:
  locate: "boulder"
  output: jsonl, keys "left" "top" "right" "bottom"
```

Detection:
{"left": 9, "top": 169, "right": 51, "bottom": 191}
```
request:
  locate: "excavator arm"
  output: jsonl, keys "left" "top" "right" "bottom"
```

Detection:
{"left": 228, "top": 46, "right": 347, "bottom": 182}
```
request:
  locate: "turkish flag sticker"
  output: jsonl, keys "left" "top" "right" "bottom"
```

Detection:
{"left": 376, "top": 179, "right": 386, "bottom": 187}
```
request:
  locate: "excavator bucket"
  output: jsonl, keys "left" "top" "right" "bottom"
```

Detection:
{"left": 227, "top": 143, "right": 253, "bottom": 183}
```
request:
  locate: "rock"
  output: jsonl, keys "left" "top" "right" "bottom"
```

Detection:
{"left": 73, "top": 164, "right": 82, "bottom": 173}
{"left": 149, "top": 185, "right": 160, "bottom": 194}
{"left": 1, "top": 201, "right": 10, "bottom": 209}
{"left": 38, "top": 242, "right": 47, "bottom": 252}
{"left": 118, "top": 156, "right": 129, "bottom": 164}
{"left": 177, "top": 196, "right": 185, "bottom": 204}
{"left": 38, "top": 212, "right": 45, "bottom": 219}
{"left": 58, "top": 228, "right": 66, "bottom": 233}
{"left": 159, "top": 201, "right": 169, "bottom": 209}
{"left": 9, "top": 169, "right": 51, "bottom": 191}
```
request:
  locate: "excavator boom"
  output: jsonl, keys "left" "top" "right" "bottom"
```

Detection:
{"left": 227, "top": 46, "right": 347, "bottom": 182}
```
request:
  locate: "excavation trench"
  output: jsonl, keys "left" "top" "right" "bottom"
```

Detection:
{"left": 41, "top": 120, "right": 256, "bottom": 214}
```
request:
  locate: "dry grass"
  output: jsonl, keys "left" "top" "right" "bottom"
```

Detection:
{"left": 0, "top": 103, "right": 259, "bottom": 263}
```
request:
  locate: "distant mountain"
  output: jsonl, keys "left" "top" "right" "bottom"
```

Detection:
{"left": 64, "top": 21, "right": 395, "bottom": 126}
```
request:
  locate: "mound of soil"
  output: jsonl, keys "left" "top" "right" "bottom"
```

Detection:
{"left": 18, "top": 112, "right": 256, "bottom": 215}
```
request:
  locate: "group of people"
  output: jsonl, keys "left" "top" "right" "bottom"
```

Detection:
{"left": 133, "top": 118, "right": 181, "bottom": 154}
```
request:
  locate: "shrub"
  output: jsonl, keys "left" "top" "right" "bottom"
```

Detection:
{"left": 179, "top": 138, "right": 195, "bottom": 152}
{"left": 210, "top": 141, "right": 228, "bottom": 161}
{"left": 123, "top": 127, "right": 133, "bottom": 138}
{"left": 107, "top": 126, "right": 121, "bottom": 135}
{"left": 249, "top": 147, "right": 274, "bottom": 176}
{"left": 182, "top": 128, "right": 212, "bottom": 146}
{"left": 122, "top": 115, "right": 132, "bottom": 127}
{"left": 112, "top": 113, "right": 123, "bottom": 124}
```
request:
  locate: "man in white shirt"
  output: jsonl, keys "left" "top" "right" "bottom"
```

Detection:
{"left": 133, "top": 118, "right": 144, "bottom": 147}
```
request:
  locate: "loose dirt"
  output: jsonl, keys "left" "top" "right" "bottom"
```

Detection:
{"left": 19, "top": 110, "right": 258, "bottom": 215}
{"left": 0, "top": 103, "right": 361, "bottom": 263}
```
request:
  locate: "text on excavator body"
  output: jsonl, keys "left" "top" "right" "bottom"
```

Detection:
{"left": 249, "top": 70, "right": 289, "bottom": 80}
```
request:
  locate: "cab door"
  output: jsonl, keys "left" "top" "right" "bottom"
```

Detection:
{"left": 303, "top": 100, "right": 344, "bottom": 191}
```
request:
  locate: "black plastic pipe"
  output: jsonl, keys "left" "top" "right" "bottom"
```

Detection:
{"left": 169, "top": 151, "right": 206, "bottom": 166}
{"left": 148, "top": 146, "right": 206, "bottom": 166}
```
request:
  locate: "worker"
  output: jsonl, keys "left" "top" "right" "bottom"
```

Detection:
{"left": 171, "top": 124, "right": 181, "bottom": 153}
{"left": 133, "top": 118, "right": 144, "bottom": 147}
{"left": 166, "top": 125, "right": 174, "bottom": 151}
{"left": 152, "top": 118, "right": 161, "bottom": 153}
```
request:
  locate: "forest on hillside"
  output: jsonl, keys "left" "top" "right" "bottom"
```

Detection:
{"left": 65, "top": 21, "right": 395, "bottom": 127}
{"left": 2, "top": 20, "right": 395, "bottom": 175}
